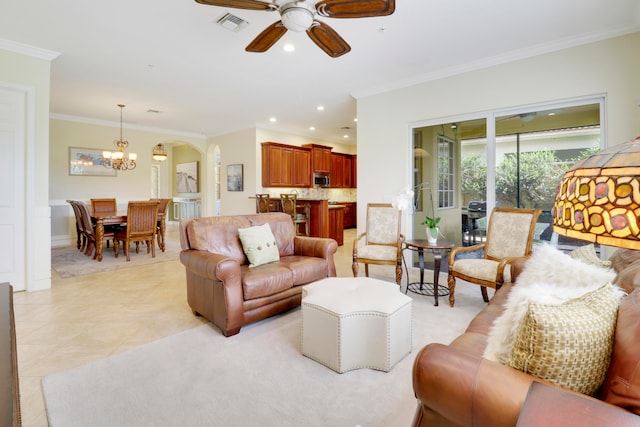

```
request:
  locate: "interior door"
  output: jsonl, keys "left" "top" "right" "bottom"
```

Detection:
{"left": 0, "top": 87, "right": 26, "bottom": 291}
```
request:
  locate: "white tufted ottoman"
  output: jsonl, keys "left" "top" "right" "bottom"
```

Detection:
{"left": 301, "top": 277, "right": 412, "bottom": 373}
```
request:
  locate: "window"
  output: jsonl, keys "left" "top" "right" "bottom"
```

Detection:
{"left": 437, "top": 135, "right": 455, "bottom": 209}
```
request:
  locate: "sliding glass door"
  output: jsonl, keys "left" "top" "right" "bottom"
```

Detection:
{"left": 411, "top": 98, "right": 604, "bottom": 252}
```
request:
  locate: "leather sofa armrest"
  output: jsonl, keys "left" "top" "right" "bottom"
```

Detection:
{"left": 294, "top": 236, "right": 338, "bottom": 276}
{"left": 179, "top": 249, "right": 240, "bottom": 282}
{"left": 412, "top": 343, "right": 538, "bottom": 427}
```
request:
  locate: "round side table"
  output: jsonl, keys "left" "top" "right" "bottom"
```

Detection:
{"left": 403, "top": 239, "right": 455, "bottom": 306}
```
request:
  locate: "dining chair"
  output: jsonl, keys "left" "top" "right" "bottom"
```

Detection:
{"left": 67, "top": 200, "right": 85, "bottom": 251}
{"left": 90, "top": 198, "right": 118, "bottom": 248}
{"left": 280, "top": 193, "right": 309, "bottom": 236}
{"left": 150, "top": 198, "right": 171, "bottom": 252}
{"left": 77, "top": 201, "right": 115, "bottom": 259}
{"left": 256, "top": 194, "right": 271, "bottom": 214}
{"left": 447, "top": 207, "right": 542, "bottom": 307}
{"left": 352, "top": 203, "right": 404, "bottom": 286}
{"left": 90, "top": 198, "right": 117, "bottom": 213}
{"left": 114, "top": 201, "right": 160, "bottom": 261}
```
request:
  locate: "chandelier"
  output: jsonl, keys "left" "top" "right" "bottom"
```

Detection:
{"left": 152, "top": 143, "right": 168, "bottom": 161}
{"left": 103, "top": 104, "right": 137, "bottom": 171}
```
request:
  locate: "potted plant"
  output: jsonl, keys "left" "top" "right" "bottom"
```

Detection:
{"left": 421, "top": 215, "right": 440, "bottom": 243}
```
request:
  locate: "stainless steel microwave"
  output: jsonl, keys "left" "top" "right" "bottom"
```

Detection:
{"left": 314, "top": 173, "right": 330, "bottom": 187}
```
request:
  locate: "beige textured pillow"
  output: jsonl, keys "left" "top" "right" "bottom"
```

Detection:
{"left": 569, "top": 244, "right": 612, "bottom": 268}
{"left": 506, "top": 283, "right": 619, "bottom": 396}
{"left": 238, "top": 223, "right": 280, "bottom": 268}
{"left": 483, "top": 244, "right": 617, "bottom": 363}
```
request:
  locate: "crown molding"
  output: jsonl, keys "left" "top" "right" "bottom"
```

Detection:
{"left": 0, "top": 38, "right": 60, "bottom": 61}
{"left": 352, "top": 26, "right": 640, "bottom": 100}
{"left": 50, "top": 113, "right": 207, "bottom": 140}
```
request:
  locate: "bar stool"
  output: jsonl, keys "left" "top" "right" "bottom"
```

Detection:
{"left": 281, "top": 193, "right": 309, "bottom": 236}
{"left": 256, "top": 194, "right": 270, "bottom": 214}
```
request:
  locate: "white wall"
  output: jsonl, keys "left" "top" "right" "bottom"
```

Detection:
{"left": 356, "top": 32, "right": 640, "bottom": 240}
{"left": 0, "top": 44, "right": 55, "bottom": 291}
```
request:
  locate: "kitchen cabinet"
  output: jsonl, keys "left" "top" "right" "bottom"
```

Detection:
{"left": 343, "top": 202, "right": 357, "bottom": 228}
{"left": 351, "top": 155, "right": 357, "bottom": 188}
{"left": 303, "top": 144, "right": 332, "bottom": 173}
{"left": 329, "top": 153, "right": 356, "bottom": 188}
{"left": 261, "top": 142, "right": 311, "bottom": 187}
{"left": 330, "top": 154, "right": 345, "bottom": 187}
{"left": 329, "top": 206, "right": 345, "bottom": 246}
{"left": 292, "top": 148, "right": 310, "bottom": 187}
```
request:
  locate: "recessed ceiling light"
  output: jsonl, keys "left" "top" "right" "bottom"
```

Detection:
{"left": 343, "top": 134, "right": 349, "bottom": 139}
{"left": 548, "top": 112, "right": 556, "bottom": 116}
{"left": 353, "top": 118, "right": 358, "bottom": 122}
{"left": 283, "top": 43, "right": 295, "bottom": 52}
{"left": 269, "top": 117, "right": 277, "bottom": 122}
{"left": 309, "top": 126, "right": 315, "bottom": 131}
{"left": 317, "top": 105, "right": 324, "bottom": 111}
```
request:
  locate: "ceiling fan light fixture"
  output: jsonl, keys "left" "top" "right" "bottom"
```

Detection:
{"left": 280, "top": 4, "right": 314, "bottom": 32}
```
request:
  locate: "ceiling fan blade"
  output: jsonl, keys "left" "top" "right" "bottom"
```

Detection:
{"left": 246, "top": 21, "right": 288, "bottom": 53}
{"left": 316, "top": 0, "right": 395, "bottom": 18}
{"left": 307, "top": 21, "right": 351, "bottom": 58}
{"left": 194, "top": 0, "right": 276, "bottom": 11}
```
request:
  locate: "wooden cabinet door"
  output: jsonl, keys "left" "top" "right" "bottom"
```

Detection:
{"left": 351, "top": 155, "right": 357, "bottom": 188}
{"left": 292, "top": 148, "right": 310, "bottom": 187}
{"left": 343, "top": 155, "right": 353, "bottom": 188}
{"left": 306, "top": 145, "right": 331, "bottom": 173}
{"left": 262, "top": 143, "right": 293, "bottom": 186}
{"left": 330, "top": 154, "right": 344, "bottom": 187}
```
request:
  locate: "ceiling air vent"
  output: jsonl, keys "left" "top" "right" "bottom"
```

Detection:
{"left": 216, "top": 13, "right": 250, "bottom": 32}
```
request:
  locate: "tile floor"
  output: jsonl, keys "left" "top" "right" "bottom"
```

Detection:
{"left": 15, "top": 225, "right": 391, "bottom": 426}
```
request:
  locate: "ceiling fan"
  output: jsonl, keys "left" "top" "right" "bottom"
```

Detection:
{"left": 195, "top": 0, "right": 395, "bottom": 57}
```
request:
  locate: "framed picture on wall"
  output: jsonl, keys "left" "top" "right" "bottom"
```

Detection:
{"left": 69, "top": 147, "right": 117, "bottom": 177}
{"left": 227, "top": 164, "right": 243, "bottom": 192}
{"left": 176, "top": 161, "right": 199, "bottom": 193}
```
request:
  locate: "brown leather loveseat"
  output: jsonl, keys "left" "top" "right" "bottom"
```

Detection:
{"left": 179, "top": 212, "right": 338, "bottom": 337}
{"left": 411, "top": 249, "right": 640, "bottom": 426}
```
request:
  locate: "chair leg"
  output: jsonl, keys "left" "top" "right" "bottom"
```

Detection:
{"left": 364, "top": 264, "right": 369, "bottom": 277}
{"left": 447, "top": 274, "right": 456, "bottom": 307}
{"left": 124, "top": 241, "right": 130, "bottom": 261}
{"left": 114, "top": 240, "right": 119, "bottom": 258}
{"left": 151, "top": 238, "right": 156, "bottom": 258}
{"left": 395, "top": 263, "right": 402, "bottom": 286}
{"left": 481, "top": 286, "right": 489, "bottom": 303}
{"left": 352, "top": 261, "right": 359, "bottom": 277}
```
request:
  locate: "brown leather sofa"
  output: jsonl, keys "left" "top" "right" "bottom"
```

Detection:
{"left": 411, "top": 250, "right": 640, "bottom": 426}
{"left": 179, "top": 212, "right": 337, "bottom": 337}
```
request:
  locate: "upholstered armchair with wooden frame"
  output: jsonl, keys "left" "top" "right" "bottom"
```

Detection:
{"left": 352, "top": 203, "right": 404, "bottom": 286}
{"left": 447, "top": 207, "right": 541, "bottom": 307}
{"left": 114, "top": 201, "right": 160, "bottom": 261}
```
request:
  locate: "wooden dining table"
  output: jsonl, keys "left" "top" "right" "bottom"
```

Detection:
{"left": 91, "top": 210, "right": 166, "bottom": 261}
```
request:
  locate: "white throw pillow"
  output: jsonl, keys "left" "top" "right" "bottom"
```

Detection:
{"left": 238, "top": 223, "right": 280, "bottom": 268}
{"left": 483, "top": 243, "right": 619, "bottom": 363}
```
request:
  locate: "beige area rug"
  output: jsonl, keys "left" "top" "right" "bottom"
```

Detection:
{"left": 42, "top": 285, "right": 486, "bottom": 427}
{"left": 51, "top": 239, "right": 181, "bottom": 278}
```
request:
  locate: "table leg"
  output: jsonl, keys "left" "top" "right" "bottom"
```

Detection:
{"left": 432, "top": 249, "right": 443, "bottom": 306}
{"left": 95, "top": 219, "right": 104, "bottom": 261}
{"left": 418, "top": 248, "right": 425, "bottom": 291}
